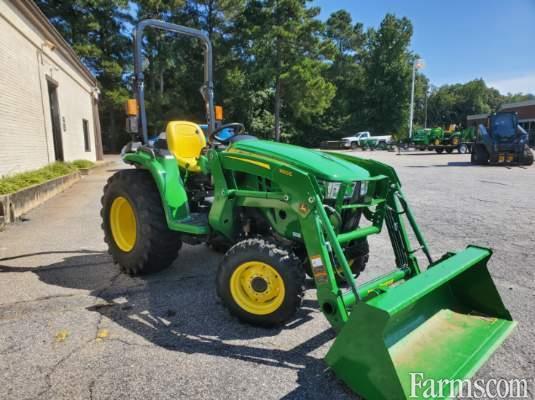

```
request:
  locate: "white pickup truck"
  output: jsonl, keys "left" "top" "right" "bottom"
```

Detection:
{"left": 342, "top": 131, "right": 392, "bottom": 149}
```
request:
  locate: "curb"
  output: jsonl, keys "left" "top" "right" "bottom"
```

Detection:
{"left": 0, "top": 171, "right": 81, "bottom": 231}
{"left": 78, "top": 160, "right": 115, "bottom": 176}
{"left": 0, "top": 160, "right": 118, "bottom": 231}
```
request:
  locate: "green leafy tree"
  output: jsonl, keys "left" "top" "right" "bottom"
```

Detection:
{"left": 317, "top": 10, "right": 367, "bottom": 141}
{"left": 362, "top": 14, "right": 413, "bottom": 135}
{"left": 39, "top": 1, "right": 533, "bottom": 150}
{"left": 427, "top": 79, "right": 506, "bottom": 127}
{"left": 413, "top": 72, "right": 430, "bottom": 128}
{"left": 235, "top": 0, "right": 335, "bottom": 141}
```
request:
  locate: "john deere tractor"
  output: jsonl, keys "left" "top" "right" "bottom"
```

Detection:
{"left": 101, "top": 20, "right": 516, "bottom": 399}
{"left": 471, "top": 111, "right": 533, "bottom": 165}
{"left": 411, "top": 127, "right": 443, "bottom": 151}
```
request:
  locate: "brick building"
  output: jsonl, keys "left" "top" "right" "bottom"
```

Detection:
{"left": 0, "top": 0, "right": 103, "bottom": 176}
{"left": 501, "top": 99, "right": 535, "bottom": 138}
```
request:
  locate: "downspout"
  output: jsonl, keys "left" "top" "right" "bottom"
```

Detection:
{"left": 36, "top": 48, "right": 51, "bottom": 163}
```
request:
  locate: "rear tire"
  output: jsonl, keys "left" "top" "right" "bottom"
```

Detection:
{"left": 445, "top": 148, "right": 453, "bottom": 154}
{"left": 217, "top": 238, "right": 305, "bottom": 326}
{"left": 435, "top": 148, "right": 444, "bottom": 154}
{"left": 458, "top": 143, "right": 469, "bottom": 154}
{"left": 351, "top": 142, "right": 358, "bottom": 150}
{"left": 471, "top": 144, "right": 489, "bottom": 165}
{"left": 101, "top": 169, "right": 182, "bottom": 275}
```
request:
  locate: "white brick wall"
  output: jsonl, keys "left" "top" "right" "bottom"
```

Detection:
{"left": 0, "top": 1, "right": 98, "bottom": 177}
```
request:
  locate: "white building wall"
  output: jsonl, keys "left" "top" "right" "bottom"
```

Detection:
{"left": 0, "top": 1, "right": 97, "bottom": 177}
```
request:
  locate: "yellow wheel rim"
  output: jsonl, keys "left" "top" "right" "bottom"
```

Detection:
{"left": 230, "top": 261, "right": 285, "bottom": 315}
{"left": 110, "top": 196, "right": 137, "bottom": 252}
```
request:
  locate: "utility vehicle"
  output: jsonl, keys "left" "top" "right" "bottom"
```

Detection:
{"left": 101, "top": 20, "right": 516, "bottom": 400}
{"left": 471, "top": 112, "right": 533, "bottom": 165}
{"left": 343, "top": 131, "right": 392, "bottom": 149}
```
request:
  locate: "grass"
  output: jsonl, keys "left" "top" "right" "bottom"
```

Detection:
{"left": 71, "top": 159, "right": 95, "bottom": 169}
{"left": 0, "top": 160, "right": 95, "bottom": 195}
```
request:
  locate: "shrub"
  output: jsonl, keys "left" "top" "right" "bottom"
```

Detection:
{"left": 0, "top": 160, "right": 93, "bottom": 195}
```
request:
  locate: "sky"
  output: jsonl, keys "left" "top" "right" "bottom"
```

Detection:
{"left": 311, "top": 0, "right": 535, "bottom": 95}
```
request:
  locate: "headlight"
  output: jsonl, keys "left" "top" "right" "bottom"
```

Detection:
{"left": 359, "top": 181, "right": 368, "bottom": 196}
{"left": 321, "top": 181, "right": 366, "bottom": 199}
{"left": 325, "top": 182, "right": 341, "bottom": 199}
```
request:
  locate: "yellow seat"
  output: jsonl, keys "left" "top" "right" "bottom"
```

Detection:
{"left": 166, "top": 121, "right": 206, "bottom": 172}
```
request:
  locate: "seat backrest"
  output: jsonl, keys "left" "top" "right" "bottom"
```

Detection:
{"left": 166, "top": 121, "right": 206, "bottom": 171}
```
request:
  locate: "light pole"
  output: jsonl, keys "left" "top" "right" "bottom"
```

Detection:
{"left": 409, "top": 58, "right": 424, "bottom": 139}
{"left": 424, "top": 86, "right": 429, "bottom": 129}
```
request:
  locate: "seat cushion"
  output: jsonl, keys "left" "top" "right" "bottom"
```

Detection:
{"left": 166, "top": 121, "right": 206, "bottom": 172}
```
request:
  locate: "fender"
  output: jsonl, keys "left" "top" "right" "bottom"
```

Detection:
{"left": 123, "top": 150, "right": 207, "bottom": 234}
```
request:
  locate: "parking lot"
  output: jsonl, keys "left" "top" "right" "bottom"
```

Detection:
{"left": 0, "top": 150, "right": 533, "bottom": 400}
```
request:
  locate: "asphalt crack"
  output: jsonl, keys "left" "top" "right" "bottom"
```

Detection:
{"left": 34, "top": 339, "right": 93, "bottom": 399}
{"left": 0, "top": 293, "right": 81, "bottom": 310}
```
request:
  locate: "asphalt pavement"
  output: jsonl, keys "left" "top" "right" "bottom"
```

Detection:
{"left": 0, "top": 150, "right": 533, "bottom": 399}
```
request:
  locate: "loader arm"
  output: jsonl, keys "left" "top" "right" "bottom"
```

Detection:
{"left": 208, "top": 146, "right": 516, "bottom": 399}
{"left": 478, "top": 124, "right": 494, "bottom": 154}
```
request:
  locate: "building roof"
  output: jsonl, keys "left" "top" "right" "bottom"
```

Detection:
{"left": 467, "top": 113, "right": 489, "bottom": 120}
{"left": 500, "top": 99, "right": 535, "bottom": 109}
{"left": 12, "top": 0, "right": 97, "bottom": 86}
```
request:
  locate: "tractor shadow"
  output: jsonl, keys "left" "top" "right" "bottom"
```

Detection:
{"left": 407, "top": 162, "right": 527, "bottom": 168}
{"left": 0, "top": 249, "right": 354, "bottom": 399}
{"left": 406, "top": 161, "right": 477, "bottom": 168}
{"left": 396, "top": 152, "right": 439, "bottom": 156}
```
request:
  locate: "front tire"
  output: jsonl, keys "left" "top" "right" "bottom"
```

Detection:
{"left": 522, "top": 145, "right": 534, "bottom": 166}
{"left": 458, "top": 143, "right": 469, "bottom": 154}
{"left": 217, "top": 238, "right": 305, "bottom": 326}
{"left": 435, "top": 148, "right": 444, "bottom": 154}
{"left": 101, "top": 169, "right": 182, "bottom": 275}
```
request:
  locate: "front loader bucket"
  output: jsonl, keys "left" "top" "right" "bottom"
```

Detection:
{"left": 326, "top": 246, "right": 516, "bottom": 400}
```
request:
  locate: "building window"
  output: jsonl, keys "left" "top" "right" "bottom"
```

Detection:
{"left": 83, "top": 119, "right": 91, "bottom": 152}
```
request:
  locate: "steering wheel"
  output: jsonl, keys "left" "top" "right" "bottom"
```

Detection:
{"left": 209, "top": 123, "right": 246, "bottom": 144}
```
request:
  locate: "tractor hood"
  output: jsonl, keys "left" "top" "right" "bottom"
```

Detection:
{"left": 230, "top": 140, "right": 370, "bottom": 181}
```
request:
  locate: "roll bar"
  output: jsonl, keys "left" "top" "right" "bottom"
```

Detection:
{"left": 134, "top": 19, "right": 215, "bottom": 144}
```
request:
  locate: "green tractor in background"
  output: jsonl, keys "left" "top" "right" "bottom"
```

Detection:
{"left": 434, "top": 125, "right": 474, "bottom": 154}
{"left": 411, "top": 127, "right": 443, "bottom": 151}
{"left": 412, "top": 125, "right": 475, "bottom": 154}
{"left": 101, "top": 20, "right": 516, "bottom": 400}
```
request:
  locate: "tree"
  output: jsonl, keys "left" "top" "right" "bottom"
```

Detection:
{"left": 317, "top": 10, "right": 367, "bottom": 140}
{"left": 235, "top": 0, "right": 335, "bottom": 141}
{"left": 426, "top": 79, "right": 506, "bottom": 127}
{"left": 413, "top": 72, "right": 430, "bottom": 128}
{"left": 37, "top": 1, "right": 533, "bottom": 150}
{"left": 362, "top": 14, "right": 414, "bottom": 136}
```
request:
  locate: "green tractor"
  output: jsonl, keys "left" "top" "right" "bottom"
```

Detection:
{"left": 417, "top": 125, "right": 473, "bottom": 155}
{"left": 411, "top": 127, "right": 443, "bottom": 151}
{"left": 101, "top": 20, "right": 516, "bottom": 399}
{"left": 431, "top": 125, "right": 475, "bottom": 154}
